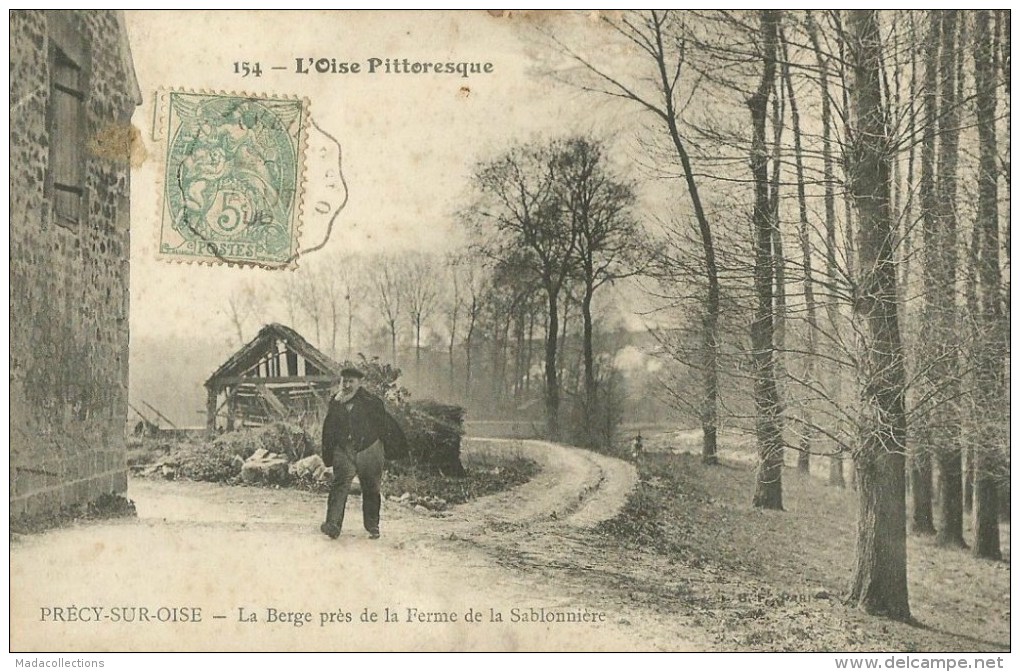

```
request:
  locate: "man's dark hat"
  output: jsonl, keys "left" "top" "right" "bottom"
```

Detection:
{"left": 338, "top": 366, "right": 365, "bottom": 379}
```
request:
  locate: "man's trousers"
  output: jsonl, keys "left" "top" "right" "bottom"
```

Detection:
{"left": 324, "top": 440, "right": 384, "bottom": 534}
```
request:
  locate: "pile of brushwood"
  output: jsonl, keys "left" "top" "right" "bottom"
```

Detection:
{"left": 399, "top": 400, "right": 466, "bottom": 477}
{"left": 354, "top": 356, "right": 466, "bottom": 477}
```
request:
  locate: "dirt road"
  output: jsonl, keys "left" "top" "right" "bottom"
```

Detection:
{"left": 10, "top": 439, "right": 711, "bottom": 652}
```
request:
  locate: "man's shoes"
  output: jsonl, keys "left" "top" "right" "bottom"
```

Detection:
{"left": 368, "top": 529, "right": 380, "bottom": 540}
{"left": 320, "top": 522, "right": 341, "bottom": 539}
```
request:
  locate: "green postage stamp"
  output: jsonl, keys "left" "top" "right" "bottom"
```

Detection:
{"left": 155, "top": 90, "right": 308, "bottom": 267}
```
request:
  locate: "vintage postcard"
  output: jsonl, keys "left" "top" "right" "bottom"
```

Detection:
{"left": 9, "top": 9, "right": 1011, "bottom": 660}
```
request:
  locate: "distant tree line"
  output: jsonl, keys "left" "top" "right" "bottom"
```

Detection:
{"left": 224, "top": 226, "right": 670, "bottom": 446}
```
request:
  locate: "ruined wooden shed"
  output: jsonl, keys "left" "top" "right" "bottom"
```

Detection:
{"left": 205, "top": 324, "right": 341, "bottom": 434}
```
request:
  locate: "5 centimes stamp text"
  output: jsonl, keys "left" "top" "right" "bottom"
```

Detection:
{"left": 155, "top": 90, "right": 309, "bottom": 268}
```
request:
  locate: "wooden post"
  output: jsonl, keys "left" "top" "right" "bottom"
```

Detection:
{"left": 206, "top": 385, "right": 218, "bottom": 436}
{"left": 226, "top": 386, "right": 236, "bottom": 431}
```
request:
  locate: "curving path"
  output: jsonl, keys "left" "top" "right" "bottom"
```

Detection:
{"left": 448, "top": 438, "right": 637, "bottom": 530}
{"left": 10, "top": 439, "right": 707, "bottom": 652}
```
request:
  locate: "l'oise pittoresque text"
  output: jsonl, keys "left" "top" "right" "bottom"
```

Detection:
{"left": 232, "top": 57, "right": 495, "bottom": 79}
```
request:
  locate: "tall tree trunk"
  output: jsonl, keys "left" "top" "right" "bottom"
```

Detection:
{"left": 700, "top": 308, "right": 720, "bottom": 465}
{"left": 835, "top": 12, "right": 856, "bottom": 283}
{"left": 998, "top": 11, "right": 1011, "bottom": 266}
{"left": 846, "top": 9, "right": 910, "bottom": 621}
{"left": 780, "top": 28, "right": 818, "bottom": 474}
{"left": 545, "top": 286, "right": 561, "bottom": 440}
{"left": 489, "top": 321, "right": 501, "bottom": 405}
{"left": 448, "top": 327, "right": 457, "bottom": 400}
{"left": 330, "top": 305, "right": 338, "bottom": 355}
{"left": 448, "top": 341, "right": 456, "bottom": 399}
{"left": 465, "top": 329, "right": 474, "bottom": 398}
{"left": 912, "top": 10, "right": 941, "bottom": 537}
{"left": 963, "top": 224, "right": 981, "bottom": 515}
{"left": 582, "top": 284, "right": 596, "bottom": 447}
{"left": 525, "top": 309, "right": 535, "bottom": 393}
{"left": 901, "top": 13, "right": 932, "bottom": 532}
{"left": 558, "top": 291, "right": 570, "bottom": 384}
{"left": 972, "top": 9, "right": 1003, "bottom": 561}
{"left": 749, "top": 10, "right": 783, "bottom": 511}
{"left": 770, "top": 78, "right": 788, "bottom": 471}
{"left": 498, "top": 309, "right": 512, "bottom": 403}
{"left": 346, "top": 293, "right": 353, "bottom": 359}
{"left": 512, "top": 306, "right": 526, "bottom": 402}
{"left": 389, "top": 323, "right": 397, "bottom": 368}
{"left": 963, "top": 445, "right": 975, "bottom": 514}
{"left": 933, "top": 11, "right": 965, "bottom": 549}
{"left": 414, "top": 320, "right": 422, "bottom": 383}
{"left": 663, "top": 101, "right": 719, "bottom": 465}
{"left": 836, "top": 13, "right": 856, "bottom": 494}
{"left": 902, "top": 12, "right": 918, "bottom": 301}
{"left": 806, "top": 12, "right": 846, "bottom": 488}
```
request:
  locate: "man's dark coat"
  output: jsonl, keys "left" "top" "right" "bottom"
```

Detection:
{"left": 321, "top": 388, "right": 409, "bottom": 466}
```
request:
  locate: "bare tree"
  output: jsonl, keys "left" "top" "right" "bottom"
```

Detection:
{"left": 748, "top": 10, "right": 783, "bottom": 510}
{"left": 554, "top": 137, "right": 644, "bottom": 447}
{"left": 294, "top": 268, "right": 326, "bottom": 346}
{"left": 341, "top": 255, "right": 362, "bottom": 359}
{"left": 225, "top": 281, "right": 262, "bottom": 346}
{"left": 805, "top": 11, "right": 849, "bottom": 488}
{"left": 315, "top": 252, "right": 362, "bottom": 358}
{"left": 462, "top": 258, "right": 489, "bottom": 399}
{"left": 970, "top": 9, "right": 1005, "bottom": 561}
{"left": 403, "top": 252, "right": 440, "bottom": 377}
{"left": 279, "top": 272, "right": 302, "bottom": 331}
{"left": 845, "top": 9, "right": 910, "bottom": 621}
{"left": 912, "top": 10, "right": 942, "bottom": 536}
{"left": 779, "top": 24, "right": 820, "bottom": 473}
{"left": 550, "top": 10, "right": 723, "bottom": 463}
{"left": 917, "top": 11, "right": 967, "bottom": 549}
{"left": 370, "top": 254, "right": 405, "bottom": 367}
{"left": 441, "top": 251, "right": 466, "bottom": 398}
{"left": 465, "top": 141, "right": 577, "bottom": 439}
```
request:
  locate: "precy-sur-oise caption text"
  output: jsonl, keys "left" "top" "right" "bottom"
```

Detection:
{"left": 40, "top": 605, "right": 607, "bottom": 627}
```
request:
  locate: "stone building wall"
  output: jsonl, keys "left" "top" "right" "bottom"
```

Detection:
{"left": 10, "top": 10, "right": 139, "bottom": 517}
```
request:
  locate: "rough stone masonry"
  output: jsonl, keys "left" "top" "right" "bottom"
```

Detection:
{"left": 10, "top": 10, "right": 141, "bottom": 518}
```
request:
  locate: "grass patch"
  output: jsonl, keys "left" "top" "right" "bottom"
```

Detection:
{"left": 565, "top": 447, "right": 1007, "bottom": 652}
{"left": 381, "top": 447, "right": 539, "bottom": 510}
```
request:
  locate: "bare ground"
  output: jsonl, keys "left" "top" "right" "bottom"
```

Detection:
{"left": 10, "top": 435, "right": 1009, "bottom": 653}
{"left": 10, "top": 438, "right": 707, "bottom": 652}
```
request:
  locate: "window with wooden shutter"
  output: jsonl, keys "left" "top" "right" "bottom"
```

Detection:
{"left": 49, "top": 46, "right": 85, "bottom": 227}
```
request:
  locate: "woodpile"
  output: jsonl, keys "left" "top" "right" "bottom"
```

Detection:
{"left": 398, "top": 400, "right": 467, "bottom": 477}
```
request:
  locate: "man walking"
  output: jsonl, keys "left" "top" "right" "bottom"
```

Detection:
{"left": 320, "top": 366, "right": 408, "bottom": 540}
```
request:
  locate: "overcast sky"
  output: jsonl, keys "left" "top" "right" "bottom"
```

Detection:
{"left": 125, "top": 10, "right": 649, "bottom": 342}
